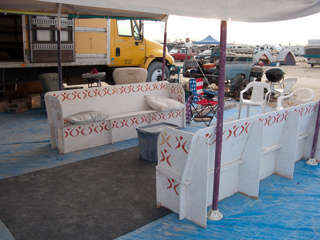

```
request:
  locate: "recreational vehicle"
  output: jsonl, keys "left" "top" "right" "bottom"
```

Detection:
{"left": 254, "top": 44, "right": 282, "bottom": 55}
{"left": 304, "top": 39, "right": 320, "bottom": 67}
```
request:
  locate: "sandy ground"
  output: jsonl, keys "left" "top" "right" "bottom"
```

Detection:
{"left": 175, "top": 56, "right": 320, "bottom": 107}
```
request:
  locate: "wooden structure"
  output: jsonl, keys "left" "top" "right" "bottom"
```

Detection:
{"left": 156, "top": 100, "right": 319, "bottom": 228}
{"left": 45, "top": 81, "right": 185, "bottom": 154}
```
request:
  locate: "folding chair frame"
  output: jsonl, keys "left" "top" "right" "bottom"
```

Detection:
{"left": 188, "top": 78, "right": 218, "bottom": 126}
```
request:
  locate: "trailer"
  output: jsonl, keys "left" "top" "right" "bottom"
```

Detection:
{"left": 304, "top": 39, "right": 320, "bottom": 67}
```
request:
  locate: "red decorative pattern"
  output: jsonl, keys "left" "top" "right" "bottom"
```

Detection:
{"left": 205, "top": 111, "right": 292, "bottom": 145}
{"left": 167, "top": 178, "right": 179, "bottom": 195}
{"left": 169, "top": 85, "right": 183, "bottom": 95}
{"left": 169, "top": 85, "right": 184, "bottom": 103}
{"left": 159, "top": 131, "right": 172, "bottom": 148}
{"left": 50, "top": 98, "right": 62, "bottom": 124}
{"left": 64, "top": 122, "right": 109, "bottom": 139}
{"left": 53, "top": 83, "right": 168, "bottom": 102}
{"left": 258, "top": 111, "right": 289, "bottom": 126}
{"left": 159, "top": 133, "right": 189, "bottom": 168}
{"left": 151, "top": 110, "right": 182, "bottom": 122}
{"left": 112, "top": 115, "right": 149, "bottom": 129}
{"left": 160, "top": 149, "right": 172, "bottom": 167}
{"left": 175, "top": 136, "right": 188, "bottom": 154}
{"left": 294, "top": 103, "right": 319, "bottom": 116}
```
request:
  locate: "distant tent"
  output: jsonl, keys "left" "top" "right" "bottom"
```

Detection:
{"left": 277, "top": 50, "right": 296, "bottom": 65}
{"left": 254, "top": 51, "right": 275, "bottom": 66}
{"left": 193, "top": 35, "right": 220, "bottom": 45}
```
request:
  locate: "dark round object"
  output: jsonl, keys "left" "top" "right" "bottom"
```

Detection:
{"left": 265, "top": 67, "right": 285, "bottom": 82}
{"left": 250, "top": 66, "right": 264, "bottom": 78}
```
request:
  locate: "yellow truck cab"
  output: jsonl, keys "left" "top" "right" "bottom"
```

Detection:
{"left": 0, "top": 14, "right": 174, "bottom": 86}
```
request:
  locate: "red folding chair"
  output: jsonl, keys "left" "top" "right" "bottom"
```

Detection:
{"left": 188, "top": 78, "right": 218, "bottom": 126}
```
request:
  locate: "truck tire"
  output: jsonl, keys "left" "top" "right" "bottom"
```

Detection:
{"left": 232, "top": 75, "right": 245, "bottom": 92}
{"left": 311, "top": 64, "right": 315, "bottom": 68}
{"left": 147, "top": 62, "right": 170, "bottom": 82}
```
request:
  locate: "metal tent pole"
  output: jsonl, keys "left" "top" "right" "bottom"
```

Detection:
{"left": 57, "top": 3, "right": 63, "bottom": 90}
{"left": 306, "top": 99, "right": 320, "bottom": 165}
{"left": 161, "top": 16, "right": 168, "bottom": 81}
{"left": 208, "top": 20, "right": 227, "bottom": 221}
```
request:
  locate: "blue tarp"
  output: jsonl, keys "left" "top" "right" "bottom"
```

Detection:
{"left": 120, "top": 160, "right": 320, "bottom": 239}
{"left": 1, "top": 106, "right": 320, "bottom": 239}
{"left": 193, "top": 35, "right": 220, "bottom": 44}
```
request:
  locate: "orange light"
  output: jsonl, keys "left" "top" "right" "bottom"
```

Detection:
{"left": 20, "top": 64, "right": 25, "bottom": 67}
{"left": 149, "top": 55, "right": 154, "bottom": 58}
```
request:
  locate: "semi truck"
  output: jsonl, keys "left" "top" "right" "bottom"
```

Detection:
{"left": 0, "top": 14, "right": 173, "bottom": 89}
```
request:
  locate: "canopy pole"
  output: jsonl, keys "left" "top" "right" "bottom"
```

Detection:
{"left": 161, "top": 16, "right": 168, "bottom": 81}
{"left": 306, "top": 99, "right": 320, "bottom": 165}
{"left": 57, "top": 3, "right": 63, "bottom": 90}
{"left": 208, "top": 20, "right": 227, "bottom": 221}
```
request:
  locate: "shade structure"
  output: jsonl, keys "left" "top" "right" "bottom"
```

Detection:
{"left": 1, "top": 0, "right": 320, "bottom": 226}
{"left": 193, "top": 35, "right": 220, "bottom": 45}
{"left": 0, "top": 0, "right": 319, "bottom": 22}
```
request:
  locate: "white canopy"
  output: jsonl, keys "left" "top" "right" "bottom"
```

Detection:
{"left": 1, "top": 0, "right": 320, "bottom": 22}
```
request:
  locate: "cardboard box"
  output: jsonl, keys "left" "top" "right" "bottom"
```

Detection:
{"left": 1, "top": 90, "right": 31, "bottom": 113}
{"left": 2, "top": 90, "right": 31, "bottom": 104}
{"left": 28, "top": 93, "right": 41, "bottom": 109}
{"left": 5, "top": 101, "right": 29, "bottom": 113}
{"left": 0, "top": 97, "right": 9, "bottom": 112}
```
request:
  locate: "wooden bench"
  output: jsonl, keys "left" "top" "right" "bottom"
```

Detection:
{"left": 45, "top": 81, "right": 186, "bottom": 154}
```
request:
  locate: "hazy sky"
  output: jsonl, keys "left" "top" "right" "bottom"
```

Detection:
{"left": 144, "top": 12, "right": 320, "bottom": 46}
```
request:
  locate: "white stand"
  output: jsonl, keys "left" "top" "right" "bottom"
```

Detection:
{"left": 306, "top": 158, "right": 318, "bottom": 166}
{"left": 207, "top": 209, "right": 223, "bottom": 221}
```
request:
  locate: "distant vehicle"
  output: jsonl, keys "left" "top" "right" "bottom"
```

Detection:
{"left": 185, "top": 52, "right": 255, "bottom": 92}
{"left": 254, "top": 44, "right": 282, "bottom": 55}
{"left": 195, "top": 48, "right": 220, "bottom": 61}
{"left": 304, "top": 39, "right": 320, "bottom": 67}
{"left": 227, "top": 44, "right": 254, "bottom": 54}
{"left": 169, "top": 48, "right": 196, "bottom": 61}
{"left": 195, "top": 49, "right": 213, "bottom": 60}
{"left": 282, "top": 45, "right": 304, "bottom": 56}
{"left": 210, "top": 54, "right": 255, "bottom": 91}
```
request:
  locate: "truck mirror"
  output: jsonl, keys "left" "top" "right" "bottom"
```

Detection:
{"left": 133, "top": 20, "right": 143, "bottom": 42}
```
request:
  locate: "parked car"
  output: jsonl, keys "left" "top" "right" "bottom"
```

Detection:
{"left": 195, "top": 48, "right": 235, "bottom": 62}
{"left": 185, "top": 53, "right": 255, "bottom": 92}
{"left": 169, "top": 48, "right": 196, "bottom": 61}
{"left": 195, "top": 49, "right": 215, "bottom": 60}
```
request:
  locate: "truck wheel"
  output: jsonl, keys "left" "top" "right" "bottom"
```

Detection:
{"left": 232, "top": 75, "right": 245, "bottom": 92}
{"left": 147, "top": 62, "right": 170, "bottom": 82}
{"left": 311, "top": 64, "right": 315, "bottom": 68}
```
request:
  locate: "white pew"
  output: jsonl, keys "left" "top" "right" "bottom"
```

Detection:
{"left": 156, "top": 101, "right": 319, "bottom": 228}
{"left": 45, "top": 81, "right": 186, "bottom": 154}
